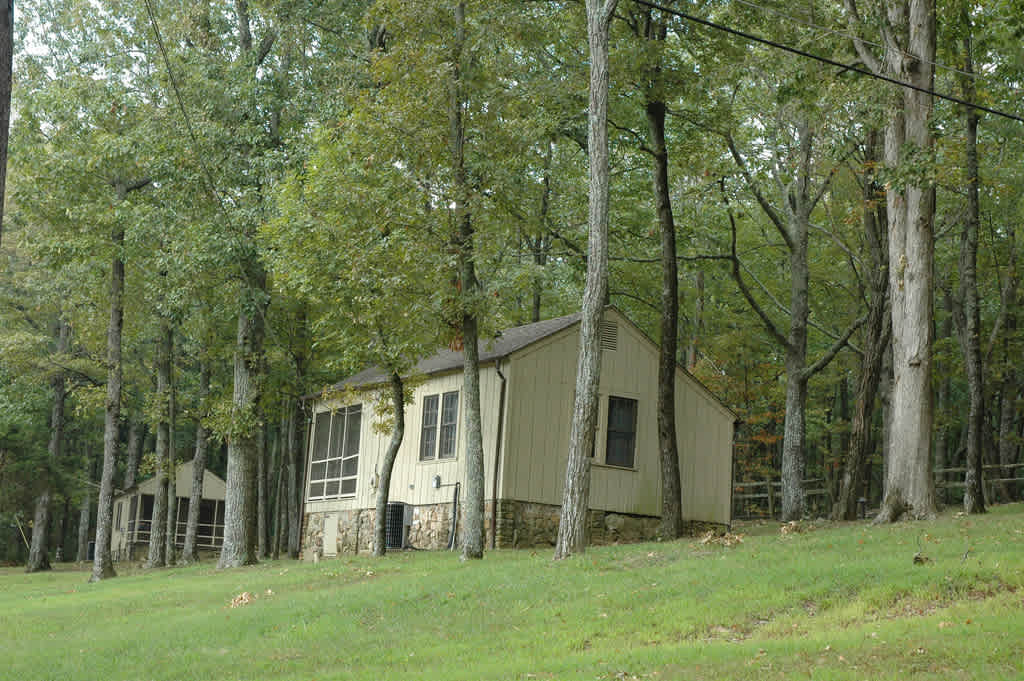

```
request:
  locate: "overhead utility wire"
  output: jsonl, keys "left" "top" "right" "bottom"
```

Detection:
{"left": 631, "top": 0, "right": 1024, "bottom": 125}
{"left": 730, "top": 0, "right": 1018, "bottom": 90}
{"left": 142, "top": 0, "right": 225, "bottom": 206}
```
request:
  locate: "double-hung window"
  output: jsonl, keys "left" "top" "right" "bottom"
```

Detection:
{"left": 308, "top": 405, "right": 362, "bottom": 500}
{"left": 604, "top": 396, "right": 638, "bottom": 468}
{"left": 420, "top": 390, "right": 459, "bottom": 460}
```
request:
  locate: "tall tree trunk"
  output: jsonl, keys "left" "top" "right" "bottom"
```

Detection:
{"left": 181, "top": 362, "right": 210, "bottom": 563}
{"left": 870, "top": 0, "right": 938, "bottom": 523}
{"left": 287, "top": 398, "right": 303, "bottom": 558}
{"left": 646, "top": 86, "right": 683, "bottom": 539}
{"left": 91, "top": 230, "right": 125, "bottom": 582}
{"left": 272, "top": 412, "right": 286, "bottom": 559}
{"left": 445, "top": 2, "right": 485, "bottom": 560}
{"left": 957, "top": 18, "right": 985, "bottom": 515}
{"left": 27, "top": 320, "right": 70, "bottom": 572}
{"left": 165, "top": 341, "right": 178, "bottom": 563}
{"left": 688, "top": 270, "right": 704, "bottom": 370}
{"left": 998, "top": 370, "right": 1018, "bottom": 502}
{"left": 555, "top": 0, "right": 618, "bottom": 560}
{"left": 91, "top": 178, "right": 149, "bottom": 581}
{"left": 0, "top": 0, "right": 11, "bottom": 247}
{"left": 146, "top": 320, "right": 173, "bottom": 568}
{"left": 76, "top": 475, "right": 91, "bottom": 563}
{"left": 935, "top": 291, "right": 954, "bottom": 504}
{"left": 123, "top": 413, "right": 142, "bottom": 490}
{"left": 834, "top": 131, "right": 891, "bottom": 520}
{"left": 257, "top": 413, "right": 268, "bottom": 560}
{"left": 373, "top": 372, "right": 406, "bottom": 556}
{"left": 218, "top": 276, "right": 266, "bottom": 568}
{"left": 531, "top": 141, "right": 554, "bottom": 323}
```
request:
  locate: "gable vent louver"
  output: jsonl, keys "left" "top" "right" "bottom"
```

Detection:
{"left": 600, "top": 320, "right": 618, "bottom": 351}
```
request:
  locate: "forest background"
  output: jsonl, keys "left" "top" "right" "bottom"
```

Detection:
{"left": 1, "top": 0, "right": 1023, "bottom": 569}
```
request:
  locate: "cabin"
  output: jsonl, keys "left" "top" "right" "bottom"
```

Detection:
{"left": 111, "top": 460, "right": 227, "bottom": 561}
{"left": 301, "top": 307, "right": 736, "bottom": 557}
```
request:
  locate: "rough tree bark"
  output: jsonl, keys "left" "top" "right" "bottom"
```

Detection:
{"left": 75, "top": 477, "right": 91, "bottom": 563}
{"left": 287, "top": 398, "right": 303, "bottom": 558}
{"left": 554, "top": 0, "right": 618, "bottom": 560}
{"left": 444, "top": 2, "right": 485, "bottom": 560}
{"left": 846, "top": 0, "right": 938, "bottom": 522}
{"left": 373, "top": 372, "right": 406, "bottom": 557}
{"left": 218, "top": 0, "right": 273, "bottom": 569}
{"left": 217, "top": 275, "right": 267, "bottom": 569}
{"left": 257, "top": 410, "right": 268, "bottom": 560}
{"left": 91, "top": 177, "right": 149, "bottom": 582}
{"left": 165, "top": 337, "right": 178, "bottom": 564}
{"left": 834, "top": 132, "right": 890, "bottom": 520}
{"left": 181, "top": 362, "right": 211, "bottom": 563}
{"left": 0, "top": 0, "right": 11, "bottom": 247}
{"left": 643, "top": 19, "right": 683, "bottom": 537}
{"left": 687, "top": 270, "right": 704, "bottom": 370}
{"left": 272, "top": 413, "right": 285, "bottom": 559}
{"left": 146, "top": 320, "right": 173, "bottom": 568}
{"left": 123, "top": 413, "right": 142, "bottom": 490}
{"left": 27, "top": 319, "right": 70, "bottom": 572}
{"left": 956, "top": 18, "right": 985, "bottom": 515}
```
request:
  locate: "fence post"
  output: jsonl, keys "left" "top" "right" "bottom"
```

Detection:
{"left": 766, "top": 477, "right": 775, "bottom": 519}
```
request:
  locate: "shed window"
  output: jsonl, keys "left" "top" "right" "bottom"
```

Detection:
{"left": 605, "top": 396, "right": 638, "bottom": 468}
{"left": 308, "top": 405, "right": 361, "bottom": 500}
{"left": 420, "top": 390, "right": 459, "bottom": 460}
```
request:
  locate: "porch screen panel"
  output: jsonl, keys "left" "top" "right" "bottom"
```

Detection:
{"left": 309, "top": 405, "right": 361, "bottom": 500}
{"left": 340, "top": 406, "right": 361, "bottom": 495}
{"left": 308, "top": 411, "right": 332, "bottom": 500}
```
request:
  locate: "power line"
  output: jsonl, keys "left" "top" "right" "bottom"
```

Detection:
{"left": 632, "top": 0, "right": 1024, "bottom": 125}
{"left": 142, "top": 0, "right": 225, "bottom": 206}
{"left": 730, "top": 0, "right": 1021, "bottom": 92}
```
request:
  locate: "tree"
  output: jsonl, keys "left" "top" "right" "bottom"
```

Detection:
{"left": 25, "top": 320, "right": 70, "bottom": 572}
{"left": 844, "top": 0, "right": 938, "bottom": 522}
{"left": 0, "top": 0, "right": 12, "bottom": 246}
{"left": 555, "top": 0, "right": 619, "bottom": 560}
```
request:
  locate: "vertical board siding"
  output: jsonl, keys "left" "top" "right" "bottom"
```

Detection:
{"left": 502, "top": 309, "right": 733, "bottom": 522}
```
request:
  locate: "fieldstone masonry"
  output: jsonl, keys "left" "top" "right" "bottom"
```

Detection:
{"left": 301, "top": 499, "right": 694, "bottom": 557}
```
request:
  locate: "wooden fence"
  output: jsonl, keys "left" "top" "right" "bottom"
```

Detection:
{"left": 733, "top": 463, "right": 1024, "bottom": 520}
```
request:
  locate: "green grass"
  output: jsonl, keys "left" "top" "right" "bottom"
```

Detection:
{"left": 3, "top": 505, "right": 1023, "bottom": 681}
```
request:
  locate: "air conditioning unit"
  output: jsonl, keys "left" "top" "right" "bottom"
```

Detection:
{"left": 385, "top": 502, "right": 413, "bottom": 549}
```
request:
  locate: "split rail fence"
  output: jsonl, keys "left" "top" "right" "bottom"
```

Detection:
{"left": 732, "top": 463, "right": 1024, "bottom": 520}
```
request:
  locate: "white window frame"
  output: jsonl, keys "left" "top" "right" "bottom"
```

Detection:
{"left": 419, "top": 390, "right": 460, "bottom": 461}
{"left": 307, "top": 404, "right": 362, "bottom": 500}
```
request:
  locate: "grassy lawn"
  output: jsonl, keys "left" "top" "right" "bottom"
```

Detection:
{"left": 3, "top": 505, "right": 1023, "bottom": 681}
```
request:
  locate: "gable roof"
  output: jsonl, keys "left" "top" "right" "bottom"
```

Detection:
{"left": 320, "top": 308, "right": 736, "bottom": 421}
{"left": 329, "top": 312, "right": 581, "bottom": 392}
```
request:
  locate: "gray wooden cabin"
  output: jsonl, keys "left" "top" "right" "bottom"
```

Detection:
{"left": 301, "top": 307, "right": 736, "bottom": 556}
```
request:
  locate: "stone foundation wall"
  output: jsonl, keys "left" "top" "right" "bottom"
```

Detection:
{"left": 300, "top": 499, "right": 721, "bottom": 556}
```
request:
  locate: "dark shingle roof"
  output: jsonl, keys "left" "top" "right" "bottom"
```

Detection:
{"left": 330, "top": 312, "right": 581, "bottom": 391}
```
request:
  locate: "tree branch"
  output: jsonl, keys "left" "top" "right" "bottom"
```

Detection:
{"left": 802, "top": 313, "right": 867, "bottom": 379}
{"left": 726, "top": 134, "right": 792, "bottom": 249}
{"left": 841, "top": 0, "right": 883, "bottom": 74}
{"left": 722, "top": 182, "right": 790, "bottom": 349}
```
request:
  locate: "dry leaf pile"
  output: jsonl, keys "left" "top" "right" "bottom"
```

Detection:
{"left": 699, "top": 530, "right": 744, "bottom": 547}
